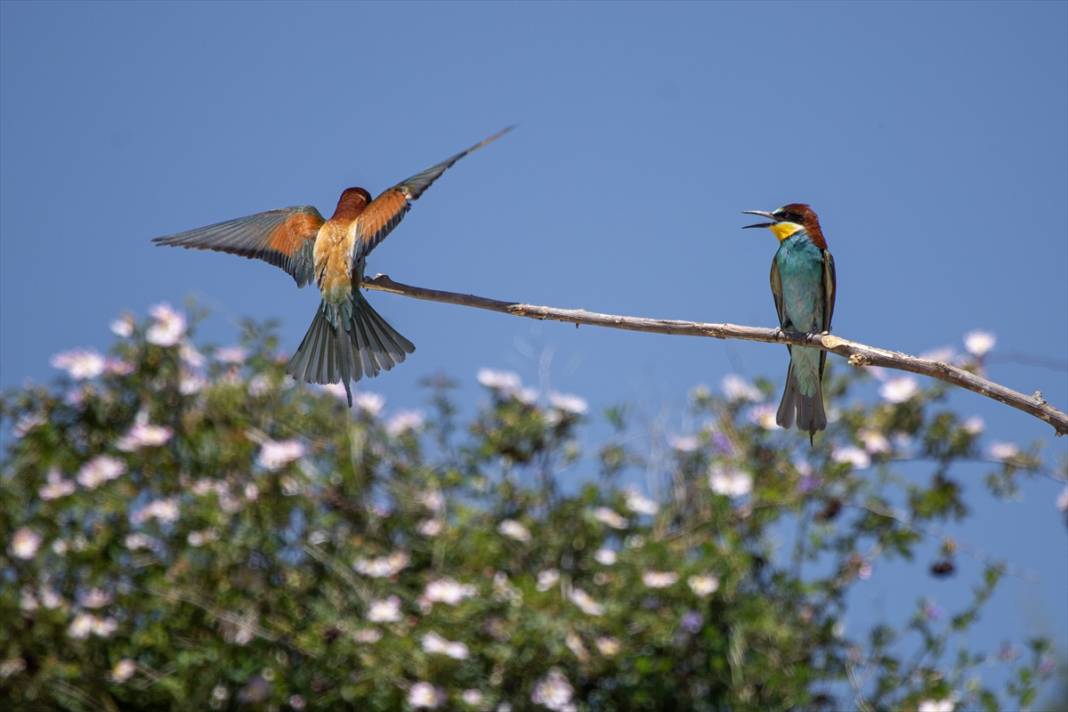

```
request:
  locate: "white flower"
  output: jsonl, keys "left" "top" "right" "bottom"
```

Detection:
{"left": 179, "top": 374, "right": 206, "bottom": 395}
{"left": 858, "top": 429, "right": 891, "bottom": 454}
{"left": 354, "top": 551, "right": 410, "bottom": 578}
{"left": 106, "top": 358, "right": 134, "bottom": 376}
{"left": 624, "top": 489, "right": 659, "bottom": 516}
{"left": 478, "top": 368, "right": 522, "bottom": 392}
{"left": 146, "top": 303, "right": 187, "bottom": 347}
{"left": 596, "top": 636, "right": 621, "bottom": 656}
{"left": 216, "top": 346, "right": 247, "bottom": 364}
{"left": 424, "top": 578, "right": 476, "bottom": 606}
{"left": 963, "top": 330, "right": 996, "bottom": 357}
{"left": 317, "top": 382, "right": 348, "bottom": 401}
{"left": 179, "top": 343, "right": 205, "bottom": 369}
{"left": 461, "top": 689, "right": 485, "bottom": 706}
{"left": 408, "top": 682, "right": 443, "bottom": 709}
{"left": 594, "top": 548, "right": 617, "bottom": 566}
{"left": 14, "top": 413, "right": 45, "bottom": 438}
{"left": 988, "top": 442, "right": 1019, "bottom": 461}
{"left": 832, "top": 445, "right": 871, "bottom": 470}
{"left": 50, "top": 349, "right": 106, "bottom": 379}
{"left": 687, "top": 574, "right": 720, "bottom": 598}
{"left": 421, "top": 632, "right": 470, "bottom": 660}
{"left": 516, "top": 387, "right": 539, "bottom": 405}
{"left": 962, "top": 416, "right": 985, "bottom": 435}
{"left": 187, "top": 529, "right": 218, "bottom": 547}
{"left": 353, "top": 392, "right": 385, "bottom": 416}
{"left": 708, "top": 464, "right": 753, "bottom": 497}
{"left": 531, "top": 668, "right": 575, "bottom": 712}
{"left": 417, "top": 518, "right": 444, "bottom": 537}
{"left": 918, "top": 697, "right": 956, "bottom": 712}
{"left": 880, "top": 377, "right": 919, "bottom": 404}
{"left": 1056, "top": 487, "right": 1068, "bottom": 513}
{"left": 536, "top": 569, "right": 560, "bottom": 592}
{"left": 417, "top": 490, "right": 445, "bottom": 514}
{"left": 592, "top": 507, "right": 627, "bottom": 529}
{"left": 132, "top": 498, "right": 180, "bottom": 525}
{"left": 498, "top": 519, "right": 532, "bottom": 543}
{"left": 722, "top": 374, "right": 762, "bottom": 402}
{"left": 125, "top": 533, "right": 158, "bottom": 551}
{"left": 386, "top": 410, "right": 425, "bottom": 436}
{"left": 256, "top": 439, "right": 305, "bottom": 470}
{"left": 110, "top": 314, "right": 134, "bottom": 338}
{"left": 642, "top": 571, "right": 679, "bottom": 589}
{"left": 110, "top": 659, "right": 136, "bottom": 683}
{"left": 747, "top": 404, "right": 780, "bottom": 430}
{"left": 117, "top": 420, "right": 173, "bottom": 451}
{"left": 10, "top": 528, "right": 42, "bottom": 559}
{"left": 77, "top": 455, "right": 126, "bottom": 489}
{"left": 669, "top": 435, "right": 699, "bottom": 452}
{"left": 68, "top": 613, "right": 117, "bottom": 639}
{"left": 80, "top": 588, "right": 112, "bottom": 608}
{"left": 568, "top": 588, "right": 604, "bottom": 616}
{"left": 565, "top": 631, "right": 588, "bottom": 661}
{"left": 353, "top": 627, "right": 382, "bottom": 643}
{"left": 366, "top": 596, "right": 402, "bottom": 623}
{"left": 39, "top": 468, "right": 75, "bottom": 501}
{"left": 68, "top": 613, "right": 95, "bottom": 639}
{"left": 548, "top": 392, "right": 588, "bottom": 416}
{"left": 921, "top": 346, "right": 958, "bottom": 364}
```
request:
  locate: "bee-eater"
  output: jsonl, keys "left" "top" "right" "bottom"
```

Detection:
{"left": 154, "top": 127, "right": 512, "bottom": 406}
{"left": 742, "top": 203, "right": 836, "bottom": 442}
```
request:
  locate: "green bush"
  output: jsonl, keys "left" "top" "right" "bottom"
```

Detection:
{"left": 0, "top": 304, "right": 1061, "bottom": 711}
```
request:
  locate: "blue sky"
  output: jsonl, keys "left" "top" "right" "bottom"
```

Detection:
{"left": 2, "top": 0, "right": 1065, "bottom": 694}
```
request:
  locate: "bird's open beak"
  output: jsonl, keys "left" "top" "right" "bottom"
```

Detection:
{"left": 741, "top": 210, "right": 776, "bottom": 229}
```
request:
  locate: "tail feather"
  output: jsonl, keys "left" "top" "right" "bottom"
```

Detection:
{"left": 776, "top": 353, "right": 827, "bottom": 442}
{"left": 286, "top": 296, "right": 415, "bottom": 406}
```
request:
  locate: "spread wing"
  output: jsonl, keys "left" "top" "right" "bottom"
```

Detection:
{"left": 820, "top": 249, "right": 837, "bottom": 377}
{"left": 352, "top": 126, "right": 514, "bottom": 263}
{"left": 152, "top": 206, "right": 324, "bottom": 287}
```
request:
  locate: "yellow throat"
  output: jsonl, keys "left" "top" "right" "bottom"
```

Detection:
{"left": 769, "top": 221, "right": 805, "bottom": 241}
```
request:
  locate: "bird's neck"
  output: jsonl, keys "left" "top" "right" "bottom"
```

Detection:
{"left": 770, "top": 222, "right": 806, "bottom": 242}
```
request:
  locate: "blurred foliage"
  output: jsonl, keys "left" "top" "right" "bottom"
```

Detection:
{"left": 0, "top": 305, "right": 1064, "bottom": 711}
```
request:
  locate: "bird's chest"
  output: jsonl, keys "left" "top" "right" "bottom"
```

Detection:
{"left": 313, "top": 223, "right": 357, "bottom": 300}
{"left": 775, "top": 238, "right": 824, "bottom": 330}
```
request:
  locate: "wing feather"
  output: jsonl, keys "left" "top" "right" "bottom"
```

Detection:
{"left": 352, "top": 126, "right": 513, "bottom": 262}
{"left": 819, "top": 249, "right": 837, "bottom": 377}
{"left": 153, "top": 206, "right": 324, "bottom": 287}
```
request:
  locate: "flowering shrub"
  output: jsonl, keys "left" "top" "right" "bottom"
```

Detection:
{"left": 0, "top": 305, "right": 1063, "bottom": 710}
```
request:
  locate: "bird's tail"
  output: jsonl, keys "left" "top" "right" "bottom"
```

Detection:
{"left": 286, "top": 295, "right": 415, "bottom": 406}
{"left": 776, "top": 349, "right": 827, "bottom": 443}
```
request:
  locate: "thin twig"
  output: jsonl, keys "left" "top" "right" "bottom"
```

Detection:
{"left": 362, "top": 274, "right": 1068, "bottom": 435}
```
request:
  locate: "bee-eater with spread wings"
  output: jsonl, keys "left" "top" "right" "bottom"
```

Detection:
{"left": 154, "top": 127, "right": 512, "bottom": 406}
{"left": 742, "top": 203, "right": 836, "bottom": 442}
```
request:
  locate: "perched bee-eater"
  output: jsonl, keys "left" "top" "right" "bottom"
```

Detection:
{"left": 742, "top": 203, "right": 836, "bottom": 442}
{"left": 154, "top": 127, "right": 512, "bottom": 406}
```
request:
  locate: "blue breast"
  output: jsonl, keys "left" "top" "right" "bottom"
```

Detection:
{"left": 775, "top": 231, "right": 825, "bottom": 332}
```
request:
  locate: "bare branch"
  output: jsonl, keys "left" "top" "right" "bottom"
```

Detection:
{"left": 362, "top": 274, "right": 1068, "bottom": 435}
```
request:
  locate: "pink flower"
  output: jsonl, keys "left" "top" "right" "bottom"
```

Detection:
{"left": 117, "top": 419, "right": 172, "bottom": 451}
{"left": 77, "top": 455, "right": 126, "bottom": 489}
{"left": 215, "top": 346, "right": 247, "bottom": 364}
{"left": 256, "top": 439, "right": 305, "bottom": 470}
{"left": 722, "top": 374, "right": 762, "bottom": 402}
{"left": 963, "top": 330, "right": 996, "bottom": 357}
{"left": 110, "top": 659, "right": 136, "bottom": 683}
{"left": 477, "top": 368, "right": 522, "bottom": 392}
{"left": 498, "top": 519, "right": 532, "bottom": 543}
{"left": 531, "top": 668, "right": 575, "bottom": 712}
{"left": 51, "top": 349, "right": 105, "bottom": 379}
{"left": 354, "top": 392, "right": 385, "bottom": 415}
{"left": 423, "top": 578, "right": 476, "bottom": 606}
{"left": 132, "top": 498, "right": 180, "bottom": 525}
{"left": 747, "top": 404, "right": 780, "bottom": 430}
{"left": 642, "top": 571, "right": 679, "bottom": 589}
{"left": 708, "top": 465, "right": 752, "bottom": 497}
{"left": 568, "top": 588, "right": 604, "bottom": 616}
{"left": 880, "top": 377, "right": 919, "bottom": 403}
{"left": 386, "top": 410, "right": 425, "bottom": 436}
{"left": 146, "top": 304, "right": 186, "bottom": 347}
{"left": 421, "top": 632, "right": 470, "bottom": 660}
{"left": 832, "top": 446, "right": 871, "bottom": 470}
{"left": 366, "top": 596, "right": 402, "bottom": 623}
{"left": 592, "top": 507, "right": 627, "bottom": 529}
{"left": 10, "top": 528, "right": 42, "bottom": 559}
{"left": 549, "top": 392, "right": 588, "bottom": 415}
{"left": 408, "top": 682, "right": 443, "bottom": 709}
{"left": 39, "top": 468, "right": 75, "bottom": 501}
{"left": 110, "top": 314, "right": 134, "bottom": 338}
{"left": 353, "top": 551, "right": 410, "bottom": 578}
{"left": 624, "top": 489, "right": 659, "bottom": 516}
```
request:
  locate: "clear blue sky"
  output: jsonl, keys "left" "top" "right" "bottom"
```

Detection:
{"left": 2, "top": 0, "right": 1065, "bottom": 692}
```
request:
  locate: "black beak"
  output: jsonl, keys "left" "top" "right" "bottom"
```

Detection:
{"left": 741, "top": 210, "right": 776, "bottom": 229}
